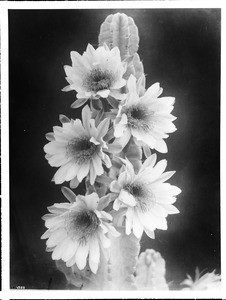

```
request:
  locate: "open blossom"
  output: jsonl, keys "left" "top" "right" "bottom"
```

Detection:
{"left": 41, "top": 192, "right": 120, "bottom": 274}
{"left": 114, "top": 74, "right": 177, "bottom": 153}
{"left": 63, "top": 43, "right": 127, "bottom": 107}
{"left": 110, "top": 154, "right": 181, "bottom": 239}
{"left": 44, "top": 105, "right": 111, "bottom": 185}
{"left": 181, "top": 268, "right": 221, "bottom": 290}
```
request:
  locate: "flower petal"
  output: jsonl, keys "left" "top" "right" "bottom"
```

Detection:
{"left": 46, "top": 229, "right": 67, "bottom": 248}
{"left": 118, "top": 190, "right": 137, "bottom": 207}
{"left": 71, "top": 98, "right": 88, "bottom": 109}
{"left": 98, "top": 231, "right": 111, "bottom": 248}
{"left": 125, "top": 208, "right": 134, "bottom": 235}
{"left": 53, "top": 163, "right": 73, "bottom": 184}
{"left": 132, "top": 212, "right": 144, "bottom": 239}
{"left": 97, "top": 90, "right": 110, "bottom": 98}
{"left": 62, "top": 239, "right": 79, "bottom": 262}
{"left": 75, "top": 242, "right": 90, "bottom": 270}
{"left": 89, "top": 237, "right": 100, "bottom": 274}
{"left": 82, "top": 105, "right": 92, "bottom": 134}
{"left": 76, "top": 162, "right": 90, "bottom": 182}
{"left": 96, "top": 118, "right": 110, "bottom": 140}
{"left": 83, "top": 193, "right": 99, "bottom": 211}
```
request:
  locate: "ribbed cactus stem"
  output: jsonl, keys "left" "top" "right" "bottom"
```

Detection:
{"left": 99, "top": 13, "right": 139, "bottom": 60}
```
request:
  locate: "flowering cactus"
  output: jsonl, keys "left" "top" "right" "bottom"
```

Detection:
{"left": 41, "top": 12, "right": 220, "bottom": 290}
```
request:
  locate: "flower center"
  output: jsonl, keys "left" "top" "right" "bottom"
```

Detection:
{"left": 123, "top": 182, "right": 155, "bottom": 213}
{"left": 125, "top": 105, "right": 154, "bottom": 131}
{"left": 67, "top": 137, "right": 98, "bottom": 164}
{"left": 84, "top": 68, "right": 114, "bottom": 92}
{"left": 67, "top": 209, "right": 100, "bottom": 245}
{"left": 124, "top": 183, "right": 146, "bottom": 198}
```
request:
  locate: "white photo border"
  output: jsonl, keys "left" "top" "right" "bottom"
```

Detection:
{"left": 1, "top": 1, "right": 225, "bottom": 299}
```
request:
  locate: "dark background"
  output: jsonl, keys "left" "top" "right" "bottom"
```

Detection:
{"left": 9, "top": 9, "right": 220, "bottom": 289}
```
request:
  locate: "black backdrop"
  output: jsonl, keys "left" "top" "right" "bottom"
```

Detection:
{"left": 9, "top": 9, "right": 220, "bottom": 289}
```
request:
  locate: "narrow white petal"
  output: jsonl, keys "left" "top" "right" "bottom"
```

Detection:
{"left": 124, "top": 158, "right": 135, "bottom": 181}
{"left": 158, "top": 97, "right": 175, "bottom": 106}
{"left": 111, "top": 78, "right": 126, "bottom": 89}
{"left": 144, "top": 227, "right": 155, "bottom": 239}
{"left": 103, "top": 153, "right": 112, "bottom": 168}
{"left": 62, "top": 239, "right": 79, "bottom": 262}
{"left": 84, "top": 193, "right": 99, "bottom": 211}
{"left": 148, "top": 212, "right": 168, "bottom": 230}
{"left": 47, "top": 203, "right": 71, "bottom": 213}
{"left": 69, "top": 180, "right": 79, "bottom": 191}
{"left": 92, "top": 155, "right": 104, "bottom": 176}
{"left": 154, "top": 139, "right": 168, "bottom": 153}
{"left": 155, "top": 119, "right": 177, "bottom": 133}
{"left": 45, "top": 216, "right": 64, "bottom": 229}
{"left": 151, "top": 203, "right": 168, "bottom": 218}
{"left": 82, "top": 105, "right": 92, "bottom": 134}
{"left": 75, "top": 242, "right": 89, "bottom": 270}
{"left": 76, "top": 162, "right": 90, "bottom": 182}
{"left": 89, "top": 237, "right": 100, "bottom": 274}
{"left": 41, "top": 229, "right": 52, "bottom": 240}
{"left": 71, "top": 98, "right": 88, "bottom": 109}
{"left": 138, "top": 212, "right": 155, "bottom": 231}
{"left": 132, "top": 213, "right": 144, "bottom": 238}
{"left": 53, "top": 163, "right": 73, "bottom": 184}
{"left": 113, "top": 129, "right": 131, "bottom": 149}
{"left": 75, "top": 195, "right": 89, "bottom": 209}
{"left": 89, "top": 161, "right": 96, "bottom": 185}
{"left": 65, "top": 163, "right": 81, "bottom": 181}
{"left": 98, "top": 231, "right": 111, "bottom": 248}
{"left": 127, "top": 74, "right": 137, "bottom": 94}
{"left": 46, "top": 229, "right": 67, "bottom": 248}
{"left": 48, "top": 153, "right": 69, "bottom": 167}
{"left": 142, "top": 82, "right": 163, "bottom": 101}
{"left": 156, "top": 195, "right": 177, "bottom": 204}
{"left": 99, "top": 211, "right": 112, "bottom": 221}
{"left": 152, "top": 171, "right": 175, "bottom": 184}
{"left": 52, "top": 237, "right": 70, "bottom": 260}
{"left": 61, "top": 186, "right": 76, "bottom": 203}
{"left": 139, "top": 153, "right": 157, "bottom": 174}
{"left": 97, "top": 89, "right": 110, "bottom": 98}
{"left": 114, "top": 123, "right": 127, "bottom": 138}
{"left": 44, "top": 141, "right": 67, "bottom": 155}
{"left": 66, "top": 254, "right": 77, "bottom": 267}
{"left": 113, "top": 198, "right": 121, "bottom": 211}
{"left": 137, "top": 159, "right": 167, "bottom": 184}
{"left": 110, "top": 181, "right": 121, "bottom": 193}
{"left": 161, "top": 204, "right": 180, "bottom": 214}
{"left": 152, "top": 159, "right": 167, "bottom": 178}
{"left": 132, "top": 129, "right": 156, "bottom": 149}
{"left": 119, "top": 190, "right": 137, "bottom": 207}
{"left": 110, "top": 90, "right": 127, "bottom": 100}
{"left": 97, "top": 118, "right": 110, "bottom": 139}
{"left": 100, "top": 223, "right": 108, "bottom": 234}
{"left": 170, "top": 186, "right": 182, "bottom": 195}
{"left": 143, "top": 144, "right": 152, "bottom": 158}
{"left": 71, "top": 49, "right": 91, "bottom": 71}
{"left": 105, "top": 223, "right": 121, "bottom": 237}
{"left": 125, "top": 208, "right": 134, "bottom": 235}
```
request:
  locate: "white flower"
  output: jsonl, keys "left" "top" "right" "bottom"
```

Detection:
{"left": 44, "top": 105, "right": 111, "bottom": 185}
{"left": 110, "top": 154, "right": 181, "bottom": 239}
{"left": 114, "top": 75, "right": 177, "bottom": 153}
{"left": 181, "top": 268, "right": 221, "bottom": 290}
{"left": 41, "top": 192, "right": 120, "bottom": 274}
{"left": 63, "top": 43, "right": 127, "bottom": 107}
